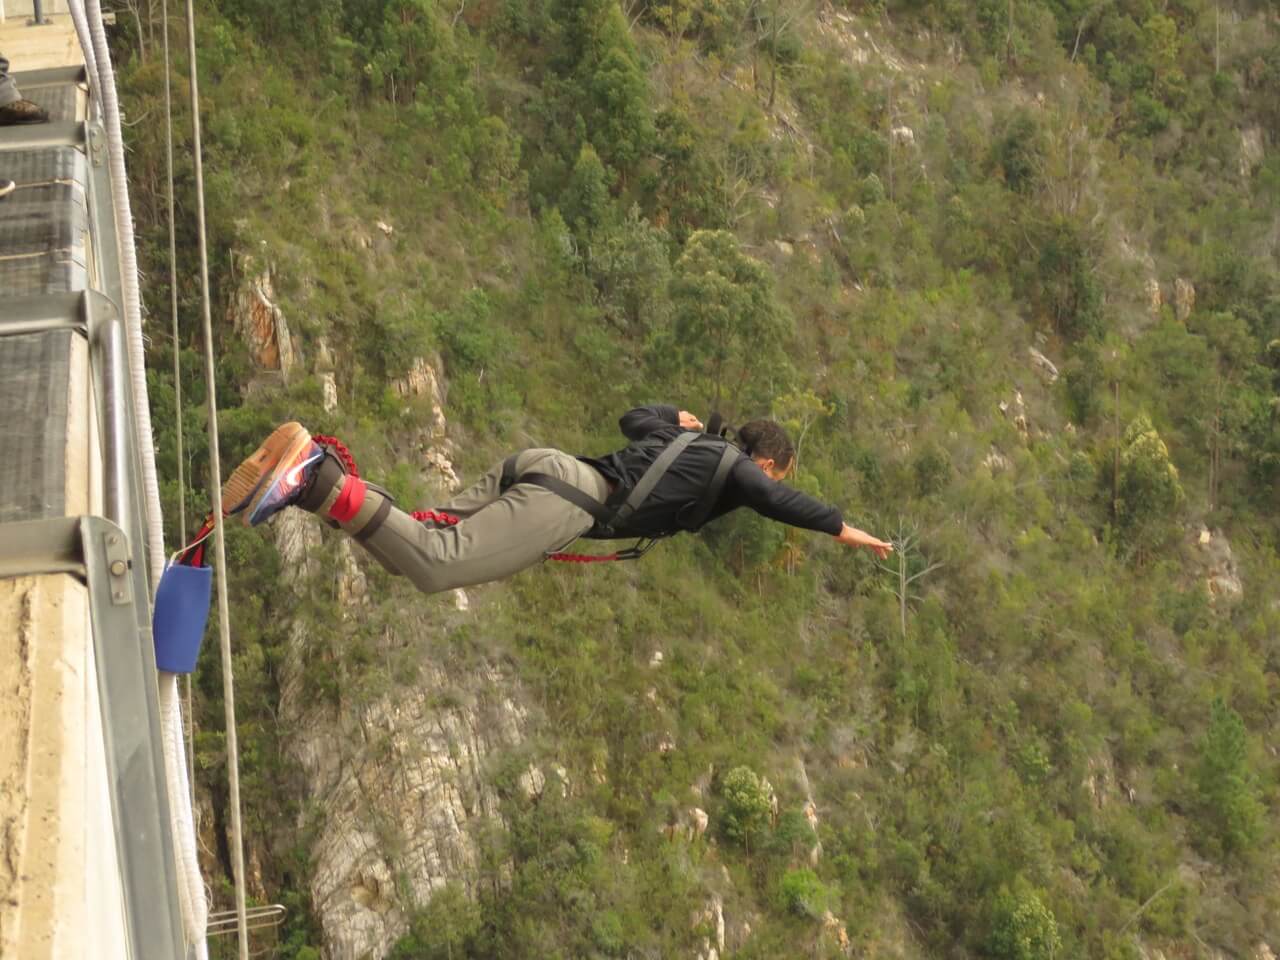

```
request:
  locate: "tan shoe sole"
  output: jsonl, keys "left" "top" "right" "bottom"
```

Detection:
{"left": 220, "top": 421, "right": 312, "bottom": 524}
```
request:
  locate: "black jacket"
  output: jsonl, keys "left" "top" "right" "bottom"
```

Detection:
{"left": 578, "top": 404, "right": 844, "bottom": 540}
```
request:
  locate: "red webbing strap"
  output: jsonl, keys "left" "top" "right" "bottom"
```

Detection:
{"left": 547, "top": 551, "right": 621, "bottom": 563}
{"left": 411, "top": 509, "right": 459, "bottom": 525}
{"left": 313, "top": 434, "right": 360, "bottom": 477}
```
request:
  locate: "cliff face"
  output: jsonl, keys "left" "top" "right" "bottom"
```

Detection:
{"left": 272, "top": 514, "right": 528, "bottom": 957}
{"left": 259, "top": 343, "right": 524, "bottom": 958}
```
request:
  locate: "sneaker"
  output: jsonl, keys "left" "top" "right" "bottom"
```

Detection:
{"left": 221, "top": 422, "right": 326, "bottom": 526}
{"left": 0, "top": 99, "right": 48, "bottom": 125}
{"left": 0, "top": 178, "right": 13, "bottom": 199}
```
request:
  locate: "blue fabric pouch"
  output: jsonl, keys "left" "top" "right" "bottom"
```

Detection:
{"left": 153, "top": 563, "right": 212, "bottom": 674}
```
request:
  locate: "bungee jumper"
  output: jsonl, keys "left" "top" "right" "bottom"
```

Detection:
{"left": 175, "top": 405, "right": 893, "bottom": 593}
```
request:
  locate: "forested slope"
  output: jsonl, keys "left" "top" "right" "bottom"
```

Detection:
{"left": 115, "top": 0, "right": 1279, "bottom": 956}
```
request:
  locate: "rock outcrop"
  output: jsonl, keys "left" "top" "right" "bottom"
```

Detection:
{"left": 228, "top": 254, "right": 296, "bottom": 379}
{"left": 1239, "top": 127, "right": 1264, "bottom": 178}
{"left": 1174, "top": 278, "right": 1196, "bottom": 322}
{"left": 274, "top": 507, "right": 529, "bottom": 959}
{"left": 263, "top": 348, "right": 510, "bottom": 957}
{"left": 1194, "top": 527, "right": 1243, "bottom": 605}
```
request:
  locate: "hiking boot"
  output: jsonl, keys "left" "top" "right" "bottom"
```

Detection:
{"left": 221, "top": 422, "right": 329, "bottom": 526}
{"left": 0, "top": 178, "right": 14, "bottom": 199}
{"left": 0, "top": 99, "right": 48, "bottom": 125}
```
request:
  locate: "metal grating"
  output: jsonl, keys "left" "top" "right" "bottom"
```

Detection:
{"left": 0, "top": 146, "right": 89, "bottom": 297}
{"left": 18, "top": 83, "right": 78, "bottom": 124}
{"left": 0, "top": 330, "right": 70, "bottom": 522}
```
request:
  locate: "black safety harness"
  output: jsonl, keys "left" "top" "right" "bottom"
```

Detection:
{"left": 500, "top": 429, "right": 740, "bottom": 562}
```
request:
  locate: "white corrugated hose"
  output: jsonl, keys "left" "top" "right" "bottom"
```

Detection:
{"left": 72, "top": 2, "right": 210, "bottom": 956}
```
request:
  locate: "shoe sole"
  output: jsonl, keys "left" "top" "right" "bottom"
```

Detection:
{"left": 221, "top": 421, "right": 312, "bottom": 525}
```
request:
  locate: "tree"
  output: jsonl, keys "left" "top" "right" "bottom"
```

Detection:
{"left": 1034, "top": 217, "right": 1104, "bottom": 340}
{"left": 664, "top": 229, "right": 790, "bottom": 413}
{"left": 875, "top": 520, "right": 944, "bottom": 640}
{"left": 720, "top": 766, "right": 773, "bottom": 852}
{"left": 561, "top": 143, "right": 611, "bottom": 237}
{"left": 1114, "top": 415, "right": 1185, "bottom": 560}
{"left": 1194, "top": 697, "right": 1264, "bottom": 858}
{"left": 988, "top": 884, "right": 1062, "bottom": 960}
{"left": 587, "top": 205, "right": 673, "bottom": 335}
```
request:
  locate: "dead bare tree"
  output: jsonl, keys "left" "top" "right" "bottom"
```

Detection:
{"left": 875, "top": 519, "right": 944, "bottom": 640}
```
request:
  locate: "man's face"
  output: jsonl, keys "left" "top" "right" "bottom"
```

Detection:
{"left": 754, "top": 457, "right": 791, "bottom": 482}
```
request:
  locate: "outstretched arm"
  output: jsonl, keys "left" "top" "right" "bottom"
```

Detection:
{"left": 733, "top": 462, "right": 894, "bottom": 558}
{"left": 834, "top": 523, "right": 894, "bottom": 559}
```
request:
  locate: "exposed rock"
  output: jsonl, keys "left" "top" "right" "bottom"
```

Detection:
{"left": 803, "top": 799, "right": 819, "bottom": 830}
{"left": 891, "top": 125, "right": 915, "bottom": 146}
{"left": 393, "top": 358, "right": 460, "bottom": 489}
{"left": 803, "top": 798, "right": 823, "bottom": 865}
{"left": 692, "top": 894, "right": 725, "bottom": 958}
{"left": 228, "top": 255, "right": 295, "bottom": 378}
{"left": 1146, "top": 278, "right": 1163, "bottom": 314}
{"left": 1083, "top": 753, "right": 1116, "bottom": 809}
{"left": 392, "top": 358, "right": 447, "bottom": 431}
{"left": 983, "top": 449, "right": 1012, "bottom": 473}
{"left": 321, "top": 372, "right": 339, "bottom": 413}
{"left": 335, "top": 540, "right": 368, "bottom": 612}
{"left": 274, "top": 509, "right": 524, "bottom": 960}
{"left": 999, "top": 391, "right": 1029, "bottom": 437}
{"left": 1028, "top": 346, "right": 1060, "bottom": 383}
{"left": 821, "top": 910, "right": 852, "bottom": 955}
{"left": 691, "top": 807, "right": 709, "bottom": 840}
{"left": 551, "top": 764, "right": 569, "bottom": 798}
{"left": 649, "top": 650, "right": 664, "bottom": 668}
{"left": 1240, "top": 127, "right": 1265, "bottom": 178}
{"left": 1255, "top": 943, "right": 1276, "bottom": 960}
{"left": 423, "top": 446, "right": 462, "bottom": 496}
{"left": 315, "top": 337, "right": 336, "bottom": 371}
{"left": 1174, "top": 278, "right": 1196, "bottom": 322}
{"left": 376, "top": 220, "right": 395, "bottom": 236}
{"left": 658, "top": 735, "right": 677, "bottom": 755}
{"left": 1194, "top": 527, "right": 1243, "bottom": 605}
{"left": 771, "top": 240, "right": 794, "bottom": 258}
{"left": 518, "top": 764, "right": 546, "bottom": 801}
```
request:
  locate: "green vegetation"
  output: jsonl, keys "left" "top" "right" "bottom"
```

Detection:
{"left": 116, "top": 0, "right": 1277, "bottom": 956}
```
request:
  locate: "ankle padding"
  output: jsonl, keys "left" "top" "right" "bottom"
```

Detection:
{"left": 297, "top": 454, "right": 347, "bottom": 513}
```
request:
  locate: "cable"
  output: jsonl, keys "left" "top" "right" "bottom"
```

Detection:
{"left": 75, "top": 1, "right": 210, "bottom": 954}
{"left": 181, "top": 0, "right": 251, "bottom": 954}
{"left": 157, "top": 0, "right": 199, "bottom": 824}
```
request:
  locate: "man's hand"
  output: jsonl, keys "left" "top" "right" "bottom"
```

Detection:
{"left": 835, "top": 523, "right": 894, "bottom": 560}
{"left": 678, "top": 410, "right": 703, "bottom": 430}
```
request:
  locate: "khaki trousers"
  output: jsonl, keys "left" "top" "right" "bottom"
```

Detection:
{"left": 339, "top": 449, "right": 608, "bottom": 595}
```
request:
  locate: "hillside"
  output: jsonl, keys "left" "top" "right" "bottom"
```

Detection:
{"left": 115, "top": 1, "right": 1278, "bottom": 957}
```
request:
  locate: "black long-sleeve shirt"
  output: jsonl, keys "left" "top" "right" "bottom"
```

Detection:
{"left": 578, "top": 404, "right": 844, "bottom": 539}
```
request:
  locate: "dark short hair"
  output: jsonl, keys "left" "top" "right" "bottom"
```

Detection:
{"left": 737, "top": 420, "right": 795, "bottom": 471}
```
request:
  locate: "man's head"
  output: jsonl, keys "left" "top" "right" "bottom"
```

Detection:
{"left": 738, "top": 419, "right": 795, "bottom": 481}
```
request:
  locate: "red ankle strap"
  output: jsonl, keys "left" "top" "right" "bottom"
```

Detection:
{"left": 328, "top": 477, "right": 368, "bottom": 524}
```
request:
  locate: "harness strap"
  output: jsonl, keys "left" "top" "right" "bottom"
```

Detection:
{"left": 612, "top": 430, "right": 699, "bottom": 529}
{"left": 679, "top": 442, "right": 740, "bottom": 531}
{"left": 519, "top": 471, "right": 616, "bottom": 526}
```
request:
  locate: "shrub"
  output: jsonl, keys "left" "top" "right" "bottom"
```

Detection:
{"left": 988, "top": 885, "right": 1061, "bottom": 960}
{"left": 779, "top": 867, "right": 833, "bottom": 918}
{"left": 720, "top": 766, "right": 773, "bottom": 850}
